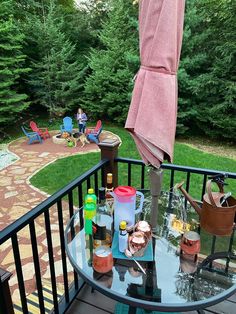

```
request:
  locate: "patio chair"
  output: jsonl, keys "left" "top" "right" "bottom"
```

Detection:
{"left": 60, "top": 117, "right": 73, "bottom": 134}
{"left": 21, "top": 126, "right": 42, "bottom": 144}
{"left": 86, "top": 120, "right": 102, "bottom": 135}
{"left": 87, "top": 125, "right": 103, "bottom": 144}
{"left": 30, "top": 121, "right": 50, "bottom": 140}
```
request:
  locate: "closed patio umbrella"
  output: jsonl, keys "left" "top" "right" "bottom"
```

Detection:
{"left": 125, "top": 0, "right": 185, "bottom": 168}
{"left": 125, "top": 0, "right": 185, "bottom": 230}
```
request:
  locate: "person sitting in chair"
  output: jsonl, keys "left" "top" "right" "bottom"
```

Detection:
{"left": 76, "top": 108, "right": 87, "bottom": 133}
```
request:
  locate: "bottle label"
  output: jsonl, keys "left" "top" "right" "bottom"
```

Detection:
{"left": 85, "top": 210, "right": 96, "bottom": 220}
{"left": 119, "top": 233, "right": 128, "bottom": 253}
{"left": 105, "top": 198, "right": 114, "bottom": 213}
{"left": 93, "top": 222, "right": 106, "bottom": 240}
{"left": 85, "top": 219, "right": 93, "bottom": 235}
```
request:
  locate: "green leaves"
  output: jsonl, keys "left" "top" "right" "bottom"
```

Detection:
{"left": 27, "top": 1, "right": 84, "bottom": 116}
{"left": 178, "top": 0, "right": 236, "bottom": 141}
{"left": 82, "top": 0, "right": 138, "bottom": 124}
{"left": 0, "top": 0, "right": 30, "bottom": 127}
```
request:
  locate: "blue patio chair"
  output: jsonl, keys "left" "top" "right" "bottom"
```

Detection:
{"left": 60, "top": 117, "right": 73, "bottom": 134}
{"left": 87, "top": 126, "right": 103, "bottom": 144}
{"left": 21, "top": 126, "right": 42, "bottom": 144}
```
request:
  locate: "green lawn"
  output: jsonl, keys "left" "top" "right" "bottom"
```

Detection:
{"left": 30, "top": 124, "right": 236, "bottom": 197}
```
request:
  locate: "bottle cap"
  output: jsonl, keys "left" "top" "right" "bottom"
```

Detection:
{"left": 120, "top": 221, "right": 127, "bottom": 230}
{"left": 88, "top": 188, "right": 94, "bottom": 194}
{"left": 107, "top": 173, "right": 113, "bottom": 177}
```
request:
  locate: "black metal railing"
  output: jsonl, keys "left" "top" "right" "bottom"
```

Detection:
{"left": 116, "top": 157, "right": 236, "bottom": 195}
{"left": 116, "top": 157, "right": 236, "bottom": 275}
{"left": 0, "top": 159, "right": 109, "bottom": 314}
{"left": 0, "top": 155, "right": 236, "bottom": 314}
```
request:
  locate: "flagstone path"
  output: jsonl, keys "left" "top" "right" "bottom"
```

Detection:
{"left": 0, "top": 130, "right": 120, "bottom": 303}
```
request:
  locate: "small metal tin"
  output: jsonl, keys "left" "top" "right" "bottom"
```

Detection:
{"left": 129, "top": 231, "right": 148, "bottom": 257}
{"left": 136, "top": 221, "right": 152, "bottom": 240}
{"left": 180, "top": 231, "right": 201, "bottom": 255}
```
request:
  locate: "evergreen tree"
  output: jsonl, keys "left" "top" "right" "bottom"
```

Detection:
{"left": 58, "top": 0, "right": 75, "bottom": 10}
{"left": 177, "top": 0, "right": 210, "bottom": 136}
{"left": 0, "top": 0, "right": 30, "bottom": 127}
{"left": 178, "top": 0, "right": 236, "bottom": 141}
{"left": 83, "top": 0, "right": 139, "bottom": 124}
{"left": 28, "top": 1, "right": 83, "bottom": 116}
{"left": 79, "top": 0, "right": 110, "bottom": 48}
{"left": 59, "top": 5, "right": 101, "bottom": 59}
{"left": 4, "top": 0, "right": 234, "bottom": 141}
{"left": 193, "top": 0, "right": 236, "bottom": 140}
{"left": 17, "top": 0, "right": 81, "bottom": 89}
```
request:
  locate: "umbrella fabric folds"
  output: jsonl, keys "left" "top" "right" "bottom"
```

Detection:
{"left": 125, "top": 0, "right": 185, "bottom": 168}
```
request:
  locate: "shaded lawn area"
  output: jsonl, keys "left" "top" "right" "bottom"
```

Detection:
{"left": 30, "top": 125, "right": 236, "bottom": 255}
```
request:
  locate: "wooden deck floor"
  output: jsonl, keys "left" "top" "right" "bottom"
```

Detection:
{"left": 66, "top": 284, "right": 236, "bottom": 314}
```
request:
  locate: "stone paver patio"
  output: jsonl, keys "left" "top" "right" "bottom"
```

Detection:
{"left": 0, "top": 130, "right": 120, "bottom": 302}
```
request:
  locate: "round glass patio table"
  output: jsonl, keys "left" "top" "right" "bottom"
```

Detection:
{"left": 65, "top": 202, "right": 236, "bottom": 312}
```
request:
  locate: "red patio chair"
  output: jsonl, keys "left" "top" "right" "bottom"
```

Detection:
{"left": 30, "top": 121, "right": 50, "bottom": 140}
{"left": 86, "top": 120, "right": 102, "bottom": 135}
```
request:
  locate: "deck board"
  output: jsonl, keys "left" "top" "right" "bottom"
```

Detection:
{"left": 204, "top": 299, "right": 236, "bottom": 313}
{"left": 66, "top": 284, "right": 236, "bottom": 314}
{"left": 66, "top": 299, "right": 111, "bottom": 314}
{"left": 75, "top": 284, "right": 115, "bottom": 313}
{"left": 227, "top": 293, "right": 236, "bottom": 302}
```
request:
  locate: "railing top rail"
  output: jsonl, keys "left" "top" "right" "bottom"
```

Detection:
{"left": 0, "top": 159, "right": 109, "bottom": 245}
{"left": 115, "top": 157, "right": 236, "bottom": 179}
{"left": 1, "top": 156, "right": 235, "bottom": 245}
{"left": 115, "top": 157, "right": 144, "bottom": 166}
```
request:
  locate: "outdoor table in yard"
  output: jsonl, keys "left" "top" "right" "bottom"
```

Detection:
{"left": 65, "top": 193, "right": 236, "bottom": 314}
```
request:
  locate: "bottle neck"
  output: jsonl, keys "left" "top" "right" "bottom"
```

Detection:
{"left": 98, "top": 188, "right": 106, "bottom": 207}
{"left": 99, "top": 199, "right": 106, "bottom": 206}
{"left": 120, "top": 229, "right": 127, "bottom": 235}
{"left": 106, "top": 183, "right": 113, "bottom": 190}
{"left": 106, "top": 175, "right": 113, "bottom": 190}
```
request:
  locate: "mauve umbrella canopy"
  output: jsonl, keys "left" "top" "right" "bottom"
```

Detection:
{"left": 125, "top": 0, "right": 185, "bottom": 168}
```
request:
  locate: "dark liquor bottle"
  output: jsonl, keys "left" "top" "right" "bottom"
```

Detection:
{"left": 93, "top": 187, "right": 112, "bottom": 248}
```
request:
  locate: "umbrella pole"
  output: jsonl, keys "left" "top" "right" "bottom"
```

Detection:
{"left": 149, "top": 167, "right": 163, "bottom": 232}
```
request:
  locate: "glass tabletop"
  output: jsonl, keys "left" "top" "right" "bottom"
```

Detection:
{"left": 65, "top": 192, "right": 236, "bottom": 311}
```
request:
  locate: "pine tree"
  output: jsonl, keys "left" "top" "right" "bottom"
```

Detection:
{"left": 83, "top": 0, "right": 139, "bottom": 124}
{"left": 79, "top": 0, "right": 110, "bottom": 43}
{"left": 178, "top": 0, "right": 236, "bottom": 141}
{"left": 193, "top": 0, "right": 236, "bottom": 140}
{"left": 0, "top": 0, "right": 30, "bottom": 127}
{"left": 177, "top": 0, "right": 210, "bottom": 136}
{"left": 28, "top": 1, "right": 83, "bottom": 116}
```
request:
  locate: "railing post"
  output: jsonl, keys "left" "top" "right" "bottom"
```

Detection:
{"left": 98, "top": 138, "right": 121, "bottom": 188}
{"left": 0, "top": 268, "right": 14, "bottom": 314}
